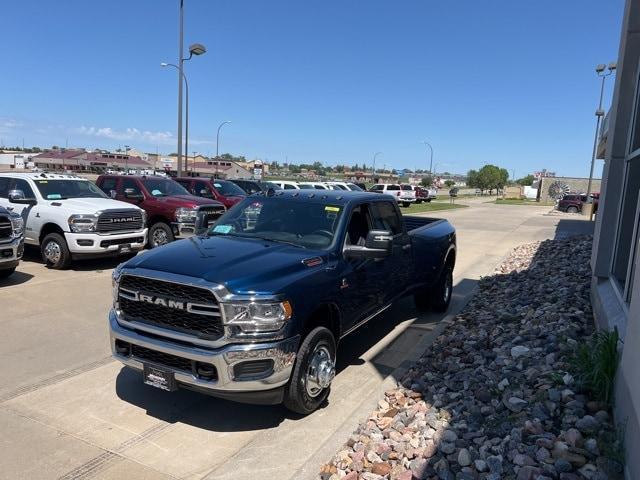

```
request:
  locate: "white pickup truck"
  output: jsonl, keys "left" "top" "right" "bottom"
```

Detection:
{"left": 0, "top": 173, "right": 147, "bottom": 269}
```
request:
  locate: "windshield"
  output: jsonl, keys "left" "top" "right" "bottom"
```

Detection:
{"left": 34, "top": 179, "right": 108, "bottom": 200}
{"left": 347, "top": 183, "right": 362, "bottom": 191}
{"left": 298, "top": 184, "right": 314, "bottom": 189}
{"left": 209, "top": 197, "right": 344, "bottom": 249}
{"left": 212, "top": 180, "right": 246, "bottom": 196}
{"left": 141, "top": 178, "right": 190, "bottom": 197}
{"left": 401, "top": 184, "right": 412, "bottom": 190}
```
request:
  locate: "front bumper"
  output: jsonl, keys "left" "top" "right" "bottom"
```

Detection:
{"left": 172, "top": 221, "right": 199, "bottom": 239}
{"left": 0, "top": 236, "right": 23, "bottom": 268}
{"left": 64, "top": 230, "right": 147, "bottom": 255}
{"left": 109, "top": 310, "right": 298, "bottom": 402}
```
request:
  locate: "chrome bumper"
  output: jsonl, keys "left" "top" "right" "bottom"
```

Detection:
{"left": 109, "top": 310, "right": 298, "bottom": 393}
{"left": 0, "top": 237, "right": 23, "bottom": 264}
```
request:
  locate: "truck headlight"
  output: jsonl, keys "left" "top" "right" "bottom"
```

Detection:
{"left": 175, "top": 207, "right": 198, "bottom": 223}
{"left": 221, "top": 300, "right": 292, "bottom": 333}
{"left": 68, "top": 213, "right": 99, "bottom": 233}
{"left": 10, "top": 215, "right": 24, "bottom": 238}
{"left": 112, "top": 265, "right": 123, "bottom": 305}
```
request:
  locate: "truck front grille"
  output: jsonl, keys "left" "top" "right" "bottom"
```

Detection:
{"left": 97, "top": 209, "right": 144, "bottom": 233}
{"left": 196, "top": 205, "right": 226, "bottom": 230}
{"left": 0, "top": 216, "right": 12, "bottom": 242}
{"left": 118, "top": 275, "right": 224, "bottom": 341}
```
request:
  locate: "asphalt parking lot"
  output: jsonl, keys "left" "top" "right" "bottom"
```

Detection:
{"left": 0, "top": 198, "right": 593, "bottom": 480}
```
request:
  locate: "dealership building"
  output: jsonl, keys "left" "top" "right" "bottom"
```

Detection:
{"left": 590, "top": 0, "right": 640, "bottom": 478}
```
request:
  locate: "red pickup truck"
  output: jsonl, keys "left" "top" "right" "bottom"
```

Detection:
{"left": 174, "top": 177, "right": 246, "bottom": 209}
{"left": 96, "top": 175, "right": 225, "bottom": 247}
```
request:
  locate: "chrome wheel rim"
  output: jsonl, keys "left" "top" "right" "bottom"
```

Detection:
{"left": 152, "top": 228, "right": 168, "bottom": 247}
{"left": 44, "top": 241, "right": 62, "bottom": 264}
{"left": 304, "top": 345, "right": 335, "bottom": 398}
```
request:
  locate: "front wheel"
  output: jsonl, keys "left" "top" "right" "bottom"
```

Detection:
{"left": 416, "top": 199, "right": 423, "bottom": 204}
{"left": 402, "top": 202, "right": 410, "bottom": 208}
{"left": 0, "top": 268, "right": 16, "bottom": 279}
{"left": 426, "top": 198, "right": 432, "bottom": 203}
{"left": 567, "top": 206, "right": 579, "bottom": 214}
{"left": 148, "top": 222, "right": 174, "bottom": 248}
{"left": 284, "top": 326, "right": 336, "bottom": 415}
{"left": 41, "top": 233, "right": 72, "bottom": 269}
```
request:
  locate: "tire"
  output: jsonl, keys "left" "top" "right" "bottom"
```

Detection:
{"left": 0, "top": 268, "right": 16, "bottom": 279}
{"left": 41, "top": 233, "right": 72, "bottom": 269}
{"left": 284, "top": 326, "right": 336, "bottom": 415}
{"left": 414, "top": 264, "right": 453, "bottom": 313}
{"left": 416, "top": 199, "right": 423, "bottom": 204}
{"left": 426, "top": 199, "right": 432, "bottom": 203}
{"left": 402, "top": 202, "right": 410, "bottom": 208}
{"left": 567, "top": 206, "right": 579, "bottom": 214}
{"left": 148, "top": 222, "right": 174, "bottom": 248}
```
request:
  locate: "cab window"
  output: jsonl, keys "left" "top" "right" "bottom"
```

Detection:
{"left": 11, "top": 179, "right": 36, "bottom": 198}
{"left": 99, "top": 178, "right": 118, "bottom": 196}
{"left": 372, "top": 201, "right": 402, "bottom": 235}
{"left": 194, "top": 181, "right": 214, "bottom": 198}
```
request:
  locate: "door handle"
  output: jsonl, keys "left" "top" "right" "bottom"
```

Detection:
{"left": 402, "top": 244, "right": 411, "bottom": 251}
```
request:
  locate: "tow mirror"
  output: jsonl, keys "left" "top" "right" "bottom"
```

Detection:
{"left": 344, "top": 230, "right": 392, "bottom": 260}
{"left": 8, "top": 189, "right": 37, "bottom": 205}
{"left": 124, "top": 188, "right": 143, "bottom": 200}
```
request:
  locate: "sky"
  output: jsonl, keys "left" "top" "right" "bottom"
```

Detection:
{"left": 0, "top": 0, "right": 624, "bottom": 178}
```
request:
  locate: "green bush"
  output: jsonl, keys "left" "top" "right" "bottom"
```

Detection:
{"left": 570, "top": 328, "right": 620, "bottom": 405}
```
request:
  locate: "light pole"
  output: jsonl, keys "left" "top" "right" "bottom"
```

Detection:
{"left": 372, "top": 152, "right": 381, "bottom": 180}
{"left": 173, "top": 0, "right": 206, "bottom": 176}
{"left": 124, "top": 145, "right": 130, "bottom": 172}
{"left": 215, "top": 121, "right": 232, "bottom": 177}
{"left": 422, "top": 140, "right": 434, "bottom": 174}
{"left": 162, "top": 62, "right": 191, "bottom": 174}
{"left": 586, "top": 62, "right": 616, "bottom": 204}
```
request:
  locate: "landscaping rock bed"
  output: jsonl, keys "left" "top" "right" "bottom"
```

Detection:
{"left": 320, "top": 236, "right": 622, "bottom": 480}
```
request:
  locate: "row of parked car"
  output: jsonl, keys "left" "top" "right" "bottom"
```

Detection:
{"left": 0, "top": 172, "right": 441, "bottom": 277}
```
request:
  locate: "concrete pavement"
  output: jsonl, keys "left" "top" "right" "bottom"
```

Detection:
{"left": 0, "top": 199, "right": 592, "bottom": 480}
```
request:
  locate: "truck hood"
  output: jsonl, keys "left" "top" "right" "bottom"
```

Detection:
{"left": 151, "top": 195, "right": 223, "bottom": 209}
{"left": 123, "top": 235, "right": 325, "bottom": 294}
{"left": 46, "top": 197, "right": 143, "bottom": 213}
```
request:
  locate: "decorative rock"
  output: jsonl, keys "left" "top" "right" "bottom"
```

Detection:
{"left": 434, "top": 457, "right": 450, "bottom": 480}
{"left": 516, "top": 465, "right": 542, "bottom": 480}
{"left": 458, "top": 448, "right": 472, "bottom": 467}
{"left": 486, "top": 455, "right": 503, "bottom": 474}
{"left": 474, "top": 459, "right": 488, "bottom": 472}
{"left": 513, "top": 453, "right": 535, "bottom": 467}
{"left": 575, "top": 415, "right": 598, "bottom": 433}
{"left": 584, "top": 438, "right": 599, "bottom": 455}
{"left": 498, "top": 378, "right": 510, "bottom": 391}
{"left": 511, "top": 345, "right": 530, "bottom": 358}
{"left": 371, "top": 462, "right": 392, "bottom": 476}
{"left": 409, "top": 458, "right": 428, "bottom": 479}
{"left": 442, "top": 429, "right": 458, "bottom": 442}
{"left": 535, "top": 447, "right": 551, "bottom": 463}
{"left": 564, "top": 428, "right": 583, "bottom": 448}
{"left": 554, "top": 458, "right": 572, "bottom": 473}
{"left": 504, "top": 396, "right": 528, "bottom": 413}
{"left": 439, "top": 442, "right": 456, "bottom": 455}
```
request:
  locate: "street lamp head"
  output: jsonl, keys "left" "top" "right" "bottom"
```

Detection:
{"left": 595, "top": 64, "right": 607, "bottom": 73}
{"left": 608, "top": 62, "right": 617, "bottom": 72}
{"left": 189, "top": 43, "right": 207, "bottom": 56}
{"left": 160, "top": 62, "right": 168, "bottom": 67}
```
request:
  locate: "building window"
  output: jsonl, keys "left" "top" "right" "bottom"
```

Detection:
{"left": 612, "top": 65, "right": 640, "bottom": 298}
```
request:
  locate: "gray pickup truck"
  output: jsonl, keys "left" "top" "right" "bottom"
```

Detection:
{"left": 0, "top": 206, "right": 25, "bottom": 279}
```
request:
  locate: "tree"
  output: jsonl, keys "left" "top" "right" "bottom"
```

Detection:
{"left": 444, "top": 179, "right": 455, "bottom": 188}
{"left": 420, "top": 175, "right": 434, "bottom": 187}
{"left": 467, "top": 169, "right": 480, "bottom": 192}
{"left": 516, "top": 174, "right": 535, "bottom": 186}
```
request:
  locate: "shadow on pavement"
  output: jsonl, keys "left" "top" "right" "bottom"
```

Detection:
{"left": 0, "top": 270, "right": 34, "bottom": 287}
{"left": 22, "top": 245, "right": 134, "bottom": 272}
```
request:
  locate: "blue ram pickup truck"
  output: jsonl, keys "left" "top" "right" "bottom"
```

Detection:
{"left": 110, "top": 190, "right": 456, "bottom": 414}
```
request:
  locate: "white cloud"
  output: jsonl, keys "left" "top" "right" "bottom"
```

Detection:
{"left": 75, "top": 126, "right": 175, "bottom": 145}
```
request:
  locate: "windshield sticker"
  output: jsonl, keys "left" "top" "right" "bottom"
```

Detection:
{"left": 325, "top": 206, "right": 340, "bottom": 212}
{"left": 151, "top": 189, "right": 163, "bottom": 196}
{"left": 37, "top": 180, "right": 48, "bottom": 184}
{"left": 214, "top": 183, "right": 222, "bottom": 188}
{"left": 46, "top": 194, "right": 62, "bottom": 200}
{"left": 213, "top": 225, "right": 233, "bottom": 234}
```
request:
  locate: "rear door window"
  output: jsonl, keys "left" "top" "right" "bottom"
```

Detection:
{"left": 194, "top": 181, "right": 214, "bottom": 198}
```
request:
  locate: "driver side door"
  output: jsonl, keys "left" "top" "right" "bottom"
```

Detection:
{"left": 339, "top": 203, "right": 388, "bottom": 331}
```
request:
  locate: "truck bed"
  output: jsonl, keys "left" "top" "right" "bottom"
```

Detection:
{"left": 403, "top": 215, "right": 444, "bottom": 233}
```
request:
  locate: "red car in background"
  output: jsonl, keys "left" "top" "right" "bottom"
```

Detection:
{"left": 557, "top": 193, "right": 600, "bottom": 213}
{"left": 174, "top": 177, "right": 246, "bottom": 209}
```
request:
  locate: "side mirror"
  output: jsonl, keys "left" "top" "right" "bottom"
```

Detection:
{"left": 109, "top": 190, "right": 117, "bottom": 199}
{"left": 344, "top": 230, "right": 392, "bottom": 260}
{"left": 8, "top": 189, "right": 37, "bottom": 205}
{"left": 124, "top": 188, "right": 143, "bottom": 200}
{"left": 199, "top": 188, "right": 213, "bottom": 198}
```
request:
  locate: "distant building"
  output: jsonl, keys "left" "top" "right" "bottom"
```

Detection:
{"left": 31, "top": 149, "right": 152, "bottom": 171}
{"left": 0, "top": 152, "right": 34, "bottom": 170}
